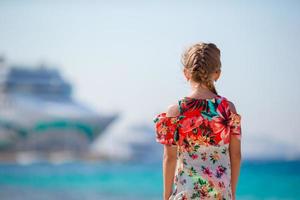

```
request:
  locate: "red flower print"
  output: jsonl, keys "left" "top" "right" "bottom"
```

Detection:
{"left": 153, "top": 113, "right": 186, "bottom": 145}
{"left": 180, "top": 114, "right": 204, "bottom": 135}
{"left": 201, "top": 166, "right": 213, "bottom": 177}
{"left": 194, "top": 182, "right": 200, "bottom": 190}
{"left": 218, "top": 181, "right": 225, "bottom": 189}
{"left": 182, "top": 194, "right": 188, "bottom": 200}
{"left": 153, "top": 96, "right": 242, "bottom": 199}
{"left": 191, "top": 154, "right": 198, "bottom": 160}
{"left": 201, "top": 152, "right": 207, "bottom": 161}
{"left": 216, "top": 165, "right": 227, "bottom": 178}
{"left": 209, "top": 116, "right": 230, "bottom": 144}
{"left": 228, "top": 112, "right": 242, "bottom": 140}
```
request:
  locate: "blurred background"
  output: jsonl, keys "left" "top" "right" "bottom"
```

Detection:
{"left": 0, "top": 0, "right": 299, "bottom": 199}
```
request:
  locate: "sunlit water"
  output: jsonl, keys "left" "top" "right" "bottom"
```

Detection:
{"left": 0, "top": 160, "right": 299, "bottom": 200}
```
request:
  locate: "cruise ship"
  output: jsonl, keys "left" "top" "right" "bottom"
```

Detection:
{"left": 0, "top": 57, "right": 118, "bottom": 158}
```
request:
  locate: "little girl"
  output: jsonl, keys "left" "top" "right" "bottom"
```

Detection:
{"left": 153, "top": 42, "right": 242, "bottom": 200}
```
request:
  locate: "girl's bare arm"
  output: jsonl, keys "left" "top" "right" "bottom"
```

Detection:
{"left": 162, "top": 104, "right": 179, "bottom": 200}
{"left": 163, "top": 145, "right": 177, "bottom": 200}
{"left": 228, "top": 101, "right": 242, "bottom": 199}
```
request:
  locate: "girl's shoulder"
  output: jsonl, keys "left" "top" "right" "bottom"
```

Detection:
{"left": 153, "top": 94, "right": 242, "bottom": 146}
{"left": 153, "top": 94, "right": 232, "bottom": 120}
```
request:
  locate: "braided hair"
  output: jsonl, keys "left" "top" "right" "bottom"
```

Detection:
{"left": 182, "top": 42, "right": 221, "bottom": 95}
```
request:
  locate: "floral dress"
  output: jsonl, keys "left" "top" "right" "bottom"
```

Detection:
{"left": 153, "top": 95, "right": 242, "bottom": 200}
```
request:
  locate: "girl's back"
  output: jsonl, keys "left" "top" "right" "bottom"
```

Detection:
{"left": 153, "top": 42, "right": 242, "bottom": 200}
{"left": 154, "top": 94, "right": 242, "bottom": 199}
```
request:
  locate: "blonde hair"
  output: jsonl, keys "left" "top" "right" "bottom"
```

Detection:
{"left": 182, "top": 42, "right": 221, "bottom": 95}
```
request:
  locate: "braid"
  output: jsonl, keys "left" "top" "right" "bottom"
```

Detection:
{"left": 183, "top": 43, "right": 220, "bottom": 95}
{"left": 182, "top": 43, "right": 221, "bottom": 94}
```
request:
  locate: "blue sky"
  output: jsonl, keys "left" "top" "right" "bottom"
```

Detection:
{"left": 0, "top": 0, "right": 299, "bottom": 159}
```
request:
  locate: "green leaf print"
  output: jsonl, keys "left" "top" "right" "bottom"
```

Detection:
{"left": 178, "top": 115, "right": 185, "bottom": 120}
{"left": 221, "top": 148, "right": 227, "bottom": 155}
{"left": 201, "top": 100, "right": 219, "bottom": 120}
{"left": 209, "top": 137, "right": 216, "bottom": 145}
{"left": 194, "top": 144, "right": 200, "bottom": 150}
{"left": 188, "top": 167, "right": 198, "bottom": 177}
{"left": 191, "top": 192, "right": 200, "bottom": 199}
{"left": 183, "top": 158, "right": 188, "bottom": 166}
{"left": 198, "top": 177, "right": 208, "bottom": 186}
{"left": 191, "top": 176, "right": 206, "bottom": 186}
{"left": 179, "top": 170, "right": 184, "bottom": 176}
{"left": 174, "top": 128, "right": 180, "bottom": 142}
{"left": 210, "top": 156, "right": 217, "bottom": 164}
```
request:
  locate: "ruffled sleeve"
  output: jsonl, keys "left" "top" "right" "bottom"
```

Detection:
{"left": 221, "top": 97, "right": 242, "bottom": 141}
{"left": 153, "top": 112, "right": 184, "bottom": 146}
{"left": 228, "top": 110, "right": 242, "bottom": 140}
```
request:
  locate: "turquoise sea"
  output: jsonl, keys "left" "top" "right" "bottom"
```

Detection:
{"left": 0, "top": 160, "right": 299, "bottom": 200}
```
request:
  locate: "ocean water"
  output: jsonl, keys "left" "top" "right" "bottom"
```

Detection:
{"left": 0, "top": 160, "right": 299, "bottom": 200}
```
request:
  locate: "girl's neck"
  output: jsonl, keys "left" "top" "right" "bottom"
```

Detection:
{"left": 189, "top": 82, "right": 216, "bottom": 97}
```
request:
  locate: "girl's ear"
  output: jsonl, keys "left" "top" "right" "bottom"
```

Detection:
{"left": 214, "top": 69, "right": 221, "bottom": 81}
{"left": 183, "top": 68, "right": 190, "bottom": 81}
